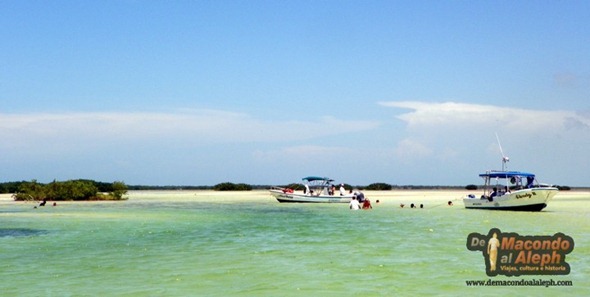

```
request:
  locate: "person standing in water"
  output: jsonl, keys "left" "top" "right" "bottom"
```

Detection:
{"left": 362, "top": 199, "right": 372, "bottom": 209}
{"left": 349, "top": 196, "right": 360, "bottom": 210}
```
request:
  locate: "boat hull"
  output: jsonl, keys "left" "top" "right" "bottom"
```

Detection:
{"left": 463, "top": 187, "right": 558, "bottom": 211}
{"left": 270, "top": 189, "right": 353, "bottom": 203}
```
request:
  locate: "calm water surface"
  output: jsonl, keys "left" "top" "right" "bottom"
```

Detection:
{"left": 1, "top": 191, "right": 588, "bottom": 296}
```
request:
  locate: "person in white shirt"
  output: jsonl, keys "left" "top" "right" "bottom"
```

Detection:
{"left": 349, "top": 196, "right": 360, "bottom": 210}
{"left": 339, "top": 184, "right": 345, "bottom": 196}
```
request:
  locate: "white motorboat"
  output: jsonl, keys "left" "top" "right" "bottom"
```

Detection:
{"left": 463, "top": 171, "right": 558, "bottom": 211}
{"left": 463, "top": 134, "right": 558, "bottom": 211}
{"left": 270, "top": 176, "right": 363, "bottom": 203}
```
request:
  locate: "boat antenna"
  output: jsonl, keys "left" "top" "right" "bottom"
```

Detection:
{"left": 495, "top": 132, "right": 509, "bottom": 171}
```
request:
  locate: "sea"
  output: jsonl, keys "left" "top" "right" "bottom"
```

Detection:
{"left": 1, "top": 190, "right": 588, "bottom": 296}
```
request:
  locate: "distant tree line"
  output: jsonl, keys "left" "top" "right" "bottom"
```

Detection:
{"left": 126, "top": 185, "right": 211, "bottom": 190}
{"left": 365, "top": 183, "right": 393, "bottom": 190}
{"left": 272, "top": 183, "right": 575, "bottom": 191}
{"left": 1, "top": 180, "right": 576, "bottom": 195}
{"left": 213, "top": 182, "right": 252, "bottom": 191}
{"left": 279, "top": 183, "right": 458, "bottom": 191}
{"left": 5, "top": 180, "right": 128, "bottom": 201}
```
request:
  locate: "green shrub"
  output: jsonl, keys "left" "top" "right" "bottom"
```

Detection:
{"left": 13, "top": 180, "right": 45, "bottom": 201}
{"left": 110, "top": 181, "right": 128, "bottom": 199}
{"left": 12, "top": 179, "right": 127, "bottom": 201}
{"left": 213, "top": 182, "right": 252, "bottom": 191}
{"left": 365, "top": 183, "right": 392, "bottom": 190}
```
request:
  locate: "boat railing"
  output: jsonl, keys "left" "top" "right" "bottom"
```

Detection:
{"left": 270, "top": 186, "right": 298, "bottom": 194}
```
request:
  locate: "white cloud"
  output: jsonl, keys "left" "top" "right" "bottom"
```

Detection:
{"left": 379, "top": 101, "right": 590, "bottom": 186}
{"left": 0, "top": 109, "right": 380, "bottom": 155}
{"left": 379, "top": 101, "right": 589, "bottom": 134}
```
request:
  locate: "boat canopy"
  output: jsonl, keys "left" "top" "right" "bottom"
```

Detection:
{"left": 479, "top": 171, "right": 535, "bottom": 179}
{"left": 302, "top": 176, "right": 334, "bottom": 182}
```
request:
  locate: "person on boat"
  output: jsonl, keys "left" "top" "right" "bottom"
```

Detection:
{"left": 362, "top": 198, "right": 372, "bottom": 209}
{"left": 304, "top": 183, "right": 311, "bottom": 196}
{"left": 526, "top": 177, "right": 534, "bottom": 188}
{"left": 339, "top": 184, "right": 345, "bottom": 196}
{"left": 489, "top": 187, "right": 498, "bottom": 201}
{"left": 349, "top": 196, "right": 360, "bottom": 210}
{"left": 330, "top": 185, "right": 335, "bottom": 195}
{"left": 490, "top": 188, "right": 498, "bottom": 198}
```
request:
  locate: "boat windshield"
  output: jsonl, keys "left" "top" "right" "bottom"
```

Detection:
{"left": 302, "top": 176, "right": 337, "bottom": 195}
{"left": 480, "top": 171, "right": 537, "bottom": 196}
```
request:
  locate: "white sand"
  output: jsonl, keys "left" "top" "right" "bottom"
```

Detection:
{"left": 1, "top": 189, "right": 587, "bottom": 206}
{"left": 0, "top": 193, "right": 14, "bottom": 201}
{"left": 127, "top": 189, "right": 471, "bottom": 204}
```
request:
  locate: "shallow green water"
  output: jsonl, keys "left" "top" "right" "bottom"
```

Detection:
{"left": 1, "top": 191, "right": 588, "bottom": 296}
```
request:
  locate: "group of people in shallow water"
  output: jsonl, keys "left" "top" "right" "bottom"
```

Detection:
{"left": 398, "top": 201, "right": 455, "bottom": 208}
{"left": 350, "top": 196, "right": 457, "bottom": 210}
{"left": 349, "top": 195, "right": 379, "bottom": 210}
{"left": 33, "top": 199, "right": 57, "bottom": 208}
{"left": 352, "top": 200, "right": 454, "bottom": 210}
{"left": 399, "top": 203, "right": 424, "bottom": 209}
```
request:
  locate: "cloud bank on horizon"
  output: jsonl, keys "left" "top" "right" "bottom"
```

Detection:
{"left": 381, "top": 101, "right": 590, "bottom": 138}
{"left": 380, "top": 101, "right": 590, "bottom": 186}
{"left": 2, "top": 102, "right": 588, "bottom": 186}
{"left": 1, "top": 109, "right": 379, "bottom": 150}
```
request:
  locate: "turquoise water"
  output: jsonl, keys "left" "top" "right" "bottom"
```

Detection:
{"left": 1, "top": 191, "right": 588, "bottom": 296}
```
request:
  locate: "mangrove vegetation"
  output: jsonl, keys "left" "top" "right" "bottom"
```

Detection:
{"left": 8, "top": 179, "right": 128, "bottom": 201}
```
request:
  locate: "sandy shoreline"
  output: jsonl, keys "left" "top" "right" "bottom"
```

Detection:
{"left": 2, "top": 189, "right": 588, "bottom": 206}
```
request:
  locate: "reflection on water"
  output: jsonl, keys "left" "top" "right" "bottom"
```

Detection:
{"left": 0, "top": 228, "right": 47, "bottom": 237}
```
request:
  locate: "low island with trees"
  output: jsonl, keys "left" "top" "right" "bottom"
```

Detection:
{"left": 3, "top": 179, "right": 128, "bottom": 201}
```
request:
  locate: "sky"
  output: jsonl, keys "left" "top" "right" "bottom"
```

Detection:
{"left": 1, "top": 1, "right": 589, "bottom": 187}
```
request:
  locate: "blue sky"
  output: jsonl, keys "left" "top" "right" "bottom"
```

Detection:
{"left": 1, "top": 1, "right": 589, "bottom": 186}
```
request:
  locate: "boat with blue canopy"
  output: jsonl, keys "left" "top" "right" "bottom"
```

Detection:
{"left": 270, "top": 176, "right": 363, "bottom": 203}
{"left": 463, "top": 170, "right": 558, "bottom": 211}
{"left": 463, "top": 135, "right": 558, "bottom": 211}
